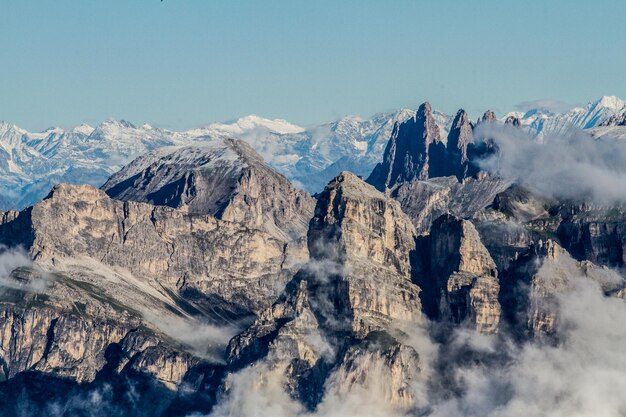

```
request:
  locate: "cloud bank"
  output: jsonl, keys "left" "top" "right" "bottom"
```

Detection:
{"left": 474, "top": 123, "right": 626, "bottom": 203}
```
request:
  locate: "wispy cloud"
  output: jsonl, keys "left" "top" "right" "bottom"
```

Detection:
{"left": 474, "top": 123, "right": 626, "bottom": 203}
{"left": 514, "top": 99, "right": 576, "bottom": 114}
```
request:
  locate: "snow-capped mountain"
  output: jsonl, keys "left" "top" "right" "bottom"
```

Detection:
{"left": 0, "top": 110, "right": 447, "bottom": 210}
{"left": 511, "top": 95, "right": 626, "bottom": 137}
{"left": 0, "top": 96, "right": 623, "bottom": 211}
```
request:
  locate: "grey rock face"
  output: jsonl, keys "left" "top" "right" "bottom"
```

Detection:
{"left": 481, "top": 110, "right": 497, "bottom": 123}
{"left": 367, "top": 102, "right": 445, "bottom": 191}
{"left": 500, "top": 239, "right": 624, "bottom": 336}
{"left": 447, "top": 110, "right": 474, "bottom": 179}
{"left": 556, "top": 205, "right": 626, "bottom": 269}
{"left": 505, "top": 115, "right": 521, "bottom": 127}
{"left": 227, "top": 172, "right": 423, "bottom": 408}
{"left": 419, "top": 215, "right": 501, "bottom": 333}
{"left": 0, "top": 266, "right": 201, "bottom": 389}
{"left": 391, "top": 176, "right": 511, "bottom": 235}
{"left": 0, "top": 183, "right": 299, "bottom": 315}
{"left": 102, "top": 139, "right": 315, "bottom": 244}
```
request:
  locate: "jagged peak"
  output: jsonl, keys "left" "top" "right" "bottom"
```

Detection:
{"left": 505, "top": 115, "right": 521, "bottom": 127}
{"left": 325, "top": 171, "right": 384, "bottom": 201}
{"left": 481, "top": 110, "right": 497, "bottom": 122}
{"left": 44, "top": 183, "right": 106, "bottom": 203}
{"left": 70, "top": 124, "right": 95, "bottom": 135}
{"left": 452, "top": 109, "right": 470, "bottom": 127}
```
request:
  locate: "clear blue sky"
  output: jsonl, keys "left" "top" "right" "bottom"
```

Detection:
{"left": 2, "top": 0, "right": 625, "bottom": 131}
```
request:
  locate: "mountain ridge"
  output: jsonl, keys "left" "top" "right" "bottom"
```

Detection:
{"left": 1, "top": 96, "right": 624, "bottom": 210}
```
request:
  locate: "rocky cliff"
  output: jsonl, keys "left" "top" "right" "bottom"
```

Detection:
{"left": 367, "top": 102, "right": 446, "bottom": 190}
{"left": 227, "top": 172, "right": 423, "bottom": 410}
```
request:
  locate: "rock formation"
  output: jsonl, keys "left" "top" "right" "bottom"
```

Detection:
{"left": 505, "top": 115, "right": 521, "bottom": 127}
{"left": 227, "top": 172, "right": 423, "bottom": 409}
{"left": 0, "top": 183, "right": 299, "bottom": 315}
{"left": 417, "top": 215, "right": 501, "bottom": 333}
{"left": 367, "top": 102, "right": 446, "bottom": 191}
{"left": 102, "top": 139, "right": 315, "bottom": 244}
{"left": 446, "top": 109, "right": 474, "bottom": 180}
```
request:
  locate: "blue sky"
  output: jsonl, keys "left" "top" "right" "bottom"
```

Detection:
{"left": 2, "top": 0, "right": 625, "bottom": 131}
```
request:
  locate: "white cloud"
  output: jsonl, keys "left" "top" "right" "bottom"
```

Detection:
{"left": 474, "top": 123, "right": 626, "bottom": 203}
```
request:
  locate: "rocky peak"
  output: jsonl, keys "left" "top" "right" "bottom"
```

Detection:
{"left": 102, "top": 138, "right": 315, "bottom": 244}
{"left": 446, "top": 109, "right": 474, "bottom": 179}
{"left": 366, "top": 102, "right": 444, "bottom": 191}
{"left": 481, "top": 110, "right": 497, "bottom": 123}
{"left": 505, "top": 115, "right": 521, "bottom": 127}
{"left": 0, "top": 182, "right": 300, "bottom": 315}
{"left": 227, "top": 172, "right": 423, "bottom": 408}
{"left": 309, "top": 171, "right": 417, "bottom": 277}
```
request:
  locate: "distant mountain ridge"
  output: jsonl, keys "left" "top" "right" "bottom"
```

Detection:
{"left": 1, "top": 96, "right": 624, "bottom": 210}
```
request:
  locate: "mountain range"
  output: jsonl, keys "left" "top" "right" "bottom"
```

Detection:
{"left": 0, "top": 96, "right": 625, "bottom": 416}
{"left": 2, "top": 96, "right": 625, "bottom": 211}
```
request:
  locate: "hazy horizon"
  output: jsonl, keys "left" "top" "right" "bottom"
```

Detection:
{"left": 2, "top": 0, "right": 626, "bottom": 131}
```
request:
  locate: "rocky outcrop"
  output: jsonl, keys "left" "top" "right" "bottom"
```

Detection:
{"left": 324, "top": 331, "right": 420, "bottom": 411}
{"left": 0, "top": 183, "right": 299, "bottom": 315}
{"left": 0, "top": 266, "right": 204, "bottom": 390}
{"left": 102, "top": 139, "right": 315, "bottom": 244}
{"left": 391, "top": 176, "right": 511, "bottom": 235}
{"left": 419, "top": 215, "right": 501, "bottom": 333}
{"left": 227, "top": 172, "right": 423, "bottom": 408}
{"left": 480, "top": 110, "right": 497, "bottom": 123}
{"left": 307, "top": 172, "right": 422, "bottom": 336}
{"left": 505, "top": 115, "right": 521, "bottom": 127}
{"left": 499, "top": 238, "right": 625, "bottom": 336}
{"left": 556, "top": 205, "right": 626, "bottom": 268}
{"left": 367, "top": 102, "right": 446, "bottom": 191}
{"left": 447, "top": 110, "right": 474, "bottom": 180}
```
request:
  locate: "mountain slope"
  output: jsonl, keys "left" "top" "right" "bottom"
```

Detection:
{"left": 513, "top": 95, "right": 626, "bottom": 136}
{"left": 102, "top": 138, "right": 315, "bottom": 244}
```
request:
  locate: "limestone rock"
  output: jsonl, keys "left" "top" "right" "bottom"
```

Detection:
{"left": 391, "top": 176, "right": 511, "bottom": 235}
{"left": 0, "top": 183, "right": 297, "bottom": 315}
{"left": 227, "top": 172, "right": 423, "bottom": 408}
{"left": 447, "top": 109, "right": 474, "bottom": 179}
{"left": 420, "top": 214, "right": 501, "bottom": 333}
{"left": 505, "top": 115, "right": 521, "bottom": 127}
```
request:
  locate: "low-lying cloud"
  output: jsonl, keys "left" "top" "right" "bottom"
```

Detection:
{"left": 474, "top": 123, "right": 626, "bottom": 203}
{"left": 202, "top": 271, "right": 626, "bottom": 417}
{"left": 0, "top": 244, "right": 50, "bottom": 292}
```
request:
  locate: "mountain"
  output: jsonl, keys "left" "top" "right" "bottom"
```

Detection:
{"left": 0, "top": 103, "right": 625, "bottom": 415}
{"left": 0, "top": 110, "right": 449, "bottom": 210}
{"left": 2, "top": 96, "right": 624, "bottom": 211}
{"left": 367, "top": 102, "right": 446, "bottom": 190}
{"left": 512, "top": 95, "right": 626, "bottom": 137}
{"left": 102, "top": 138, "right": 315, "bottom": 244}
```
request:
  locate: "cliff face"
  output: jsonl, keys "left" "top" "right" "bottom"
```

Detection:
{"left": 392, "top": 176, "right": 511, "bottom": 235}
{"left": 1, "top": 183, "right": 299, "bottom": 315}
{"left": 367, "top": 102, "right": 445, "bottom": 191}
{"left": 227, "top": 172, "right": 423, "bottom": 410}
{"left": 1, "top": 101, "right": 626, "bottom": 416}
{"left": 416, "top": 215, "right": 501, "bottom": 333}
{"left": 446, "top": 109, "right": 474, "bottom": 180}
